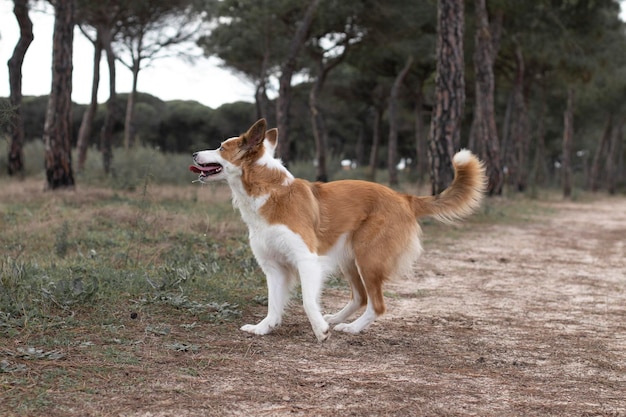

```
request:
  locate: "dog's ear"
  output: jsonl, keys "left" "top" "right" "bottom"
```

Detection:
{"left": 265, "top": 128, "right": 278, "bottom": 149}
{"left": 242, "top": 119, "right": 266, "bottom": 151}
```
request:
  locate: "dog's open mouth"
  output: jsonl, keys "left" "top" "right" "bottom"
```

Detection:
{"left": 189, "top": 163, "right": 223, "bottom": 179}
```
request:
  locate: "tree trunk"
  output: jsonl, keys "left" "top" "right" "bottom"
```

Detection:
{"left": 7, "top": 0, "right": 33, "bottom": 177}
{"left": 255, "top": 48, "right": 270, "bottom": 121}
{"left": 531, "top": 80, "right": 549, "bottom": 187}
{"left": 356, "top": 122, "right": 366, "bottom": 167}
{"left": 309, "top": 78, "right": 329, "bottom": 182}
{"left": 275, "top": 0, "right": 320, "bottom": 166}
{"left": 367, "top": 106, "right": 383, "bottom": 182}
{"left": 387, "top": 56, "right": 413, "bottom": 186}
{"left": 77, "top": 35, "right": 102, "bottom": 172}
{"left": 589, "top": 114, "right": 612, "bottom": 192}
{"left": 616, "top": 124, "right": 624, "bottom": 187}
{"left": 276, "top": 74, "right": 292, "bottom": 164}
{"left": 414, "top": 81, "right": 428, "bottom": 182}
{"left": 500, "top": 89, "right": 514, "bottom": 183}
{"left": 607, "top": 117, "right": 623, "bottom": 195}
{"left": 428, "top": 0, "right": 465, "bottom": 195}
{"left": 314, "top": 116, "right": 329, "bottom": 182}
{"left": 562, "top": 87, "right": 575, "bottom": 198}
{"left": 124, "top": 62, "right": 140, "bottom": 149}
{"left": 43, "top": 0, "right": 75, "bottom": 190}
{"left": 254, "top": 81, "right": 269, "bottom": 121}
{"left": 467, "top": 114, "right": 478, "bottom": 152}
{"left": 472, "top": 0, "right": 502, "bottom": 195}
{"left": 468, "top": 8, "right": 502, "bottom": 158}
{"left": 511, "top": 44, "right": 530, "bottom": 192}
{"left": 100, "top": 27, "right": 116, "bottom": 175}
{"left": 309, "top": 37, "right": 350, "bottom": 182}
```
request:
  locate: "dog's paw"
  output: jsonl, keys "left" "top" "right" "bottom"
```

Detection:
{"left": 240, "top": 323, "right": 271, "bottom": 335}
{"left": 314, "top": 323, "right": 331, "bottom": 342}
{"left": 333, "top": 322, "right": 361, "bottom": 334}
{"left": 323, "top": 313, "right": 343, "bottom": 324}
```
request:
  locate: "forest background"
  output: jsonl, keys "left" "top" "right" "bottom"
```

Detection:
{"left": 0, "top": 0, "right": 625, "bottom": 195}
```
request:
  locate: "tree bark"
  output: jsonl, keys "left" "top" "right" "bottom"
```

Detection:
{"left": 428, "top": 0, "right": 465, "bottom": 195}
{"left": 468, "top": 7, "right": 502, "bottom": 155}
{"left": 356, "top": 122, "right": 366, "bottom": 167}
{"left": 367, "top": 106, "right": 383, "bottom": 182}
{"left": 562, "top": 87, "right": 575, "bottom": 198}
{"left": 309, "top": 43, "right": 348, "bottom": 182}
{"left": 43, "top": 0, "right": 75, "bottom": 190}
{"left": 531, "top": 80, "right": 549, "bottom": 187}
{"left": 500, "top": 89, "right": 514, "bottom": 182}
{"left": 589, "top": 114, "right": 612, "bottom": 192}
{"left": 254, "top": 48, "right": 270, "bottom": 121}
{"left": 124, "top": 61, "right": 140, "bottom": 149}
{"left": 309, "top": 81, "right": 329, "bottom": 182}
{"left": 275, "top": 0, "right": 320, "bottom": 166}
{"left": 607, "top": 117, "right": 623, "bottom": 195}
{"left": 616, "top": 123, "right": 625, "bottom": 188}
{"left": 100, "top": 27, "right": 116, "bottom": 174}
{"left": 414, "top": 81, "right": 428, "bottom": 182}
{"left": 387, "top": 56, "right": 413, "bottom": 186}
{"left": 472, "top": 0, "right": 502, "bottom": 195}
{"left": 7, "top": 0, "right": 34, "bottom": 176}
{"left": 511, "top": 44, "right": 530, "bottom": 192}
{"left": 77, "top": 33, "right": 102, "bottom": 172}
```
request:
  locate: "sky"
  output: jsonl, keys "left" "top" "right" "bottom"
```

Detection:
{"left": 0, "top": 2, "right": 255, "bottom": 109}
{"left": 0, "top": 2, "right": 625, "bottom": 109}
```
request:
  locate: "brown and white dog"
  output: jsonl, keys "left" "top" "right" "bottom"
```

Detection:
{"left": 190, "top": 119, "right": 486, "bottom": 341}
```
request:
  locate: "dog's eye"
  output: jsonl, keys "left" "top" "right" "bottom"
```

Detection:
{"left": 219, "top": 146, "right": 224, "bottom": 152}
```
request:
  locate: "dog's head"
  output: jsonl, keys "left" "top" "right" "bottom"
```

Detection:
{"left": 190, "top": 118, "right": 281, "bottom": 185}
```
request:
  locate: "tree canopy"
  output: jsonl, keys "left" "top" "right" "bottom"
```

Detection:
{"left": 2, "top": 0, "right": 625, "bottom": 193}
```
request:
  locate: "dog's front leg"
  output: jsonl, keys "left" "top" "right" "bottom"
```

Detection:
{"left": 241, "top": 260, "right": 292, "bottom": 336}
{"left": 298, "top": 259, "right": 330, "bottom": 342}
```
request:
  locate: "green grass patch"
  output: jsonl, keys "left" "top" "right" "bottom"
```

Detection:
{"left": 0, "top": 179, "right": 265, "bottom": 336}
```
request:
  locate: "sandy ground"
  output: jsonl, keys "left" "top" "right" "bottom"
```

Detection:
{"left": 4, "top": 196, "right": 626, "bottom": 416}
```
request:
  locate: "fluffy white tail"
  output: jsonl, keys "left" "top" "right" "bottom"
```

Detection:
{"left": 410, "top": 150, "right": 487, "bottom": 222}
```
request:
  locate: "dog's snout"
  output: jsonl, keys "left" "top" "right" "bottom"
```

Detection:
{"left": 192, "top": 152, "right": 198, "bottom": 158}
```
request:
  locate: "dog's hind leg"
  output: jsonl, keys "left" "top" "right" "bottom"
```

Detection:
{"left": 298, "top": 258, "right": 330, "bottom": 342}
{"left": 324, "top": 261, "right": 367, "bottom": 324}
{"left": 241, "top": 260, "right": 293, "bottom": 335}
{"left": 333, "top": 249, "right": 388, "bottom": 334}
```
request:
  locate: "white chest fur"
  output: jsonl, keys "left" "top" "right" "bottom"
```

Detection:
{"left": 230, "top": 183, "right": 350, "bottom": 276}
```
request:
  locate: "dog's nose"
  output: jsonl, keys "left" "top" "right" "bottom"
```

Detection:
{"left": 192, "top": 152, "right": 198, "bottom": 159}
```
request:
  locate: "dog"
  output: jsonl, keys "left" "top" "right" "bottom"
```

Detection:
{"left": 190, "top": 119, "right": 486, "bottom": 341}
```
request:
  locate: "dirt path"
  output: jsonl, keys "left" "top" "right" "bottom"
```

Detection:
{"left": 378, "top": 197, "right": 626, "bottom": 416}
{"left": 21, "top": 197, "right": 626, "bottom": 417}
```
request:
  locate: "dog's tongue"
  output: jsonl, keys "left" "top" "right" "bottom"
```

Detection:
{"left": 189, "top": 164, "right": 220, "bottom": 174}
